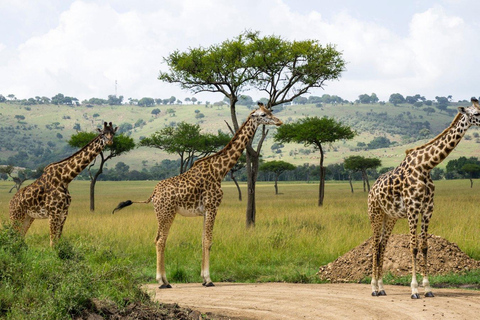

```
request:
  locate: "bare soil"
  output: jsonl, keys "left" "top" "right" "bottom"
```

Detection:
{"left": 146, "top": 282, "right": 480, "bottom": 320}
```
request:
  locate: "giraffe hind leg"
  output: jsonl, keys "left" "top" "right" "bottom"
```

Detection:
{"left": 375, "top": 215, "right": 397, "bottom": 296}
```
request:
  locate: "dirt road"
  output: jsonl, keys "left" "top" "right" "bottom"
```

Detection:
{"left": 146, "top": 283, "right": 480, "bottom": 320}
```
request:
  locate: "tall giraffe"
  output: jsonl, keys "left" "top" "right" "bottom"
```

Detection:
{"left": 9, "top": 122, "right": 117, "bottom": 247}
{"left": 368, "top": 98, "right": 480, "bottom": 299}
{"left": 113, "top": 104, "right": 282, "bottom": 288}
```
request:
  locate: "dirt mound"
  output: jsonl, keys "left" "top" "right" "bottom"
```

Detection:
{"left": 318, "top": 234, "right": 480, "bottom": 282}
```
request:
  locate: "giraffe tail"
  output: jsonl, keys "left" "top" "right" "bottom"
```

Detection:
{"left": 112, "top": 195, "right": 153, "bottom": 214}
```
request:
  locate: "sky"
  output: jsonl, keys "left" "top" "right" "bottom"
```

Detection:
{"left": 0, "top": 0, "right": 479, "bottom": 104}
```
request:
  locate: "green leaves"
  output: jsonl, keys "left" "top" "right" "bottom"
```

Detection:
{"left": 274, "top": 116, "right": 355, "bottom": 149}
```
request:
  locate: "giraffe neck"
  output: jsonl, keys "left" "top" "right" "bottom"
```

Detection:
{"left": 405, "top": 114, "right": 470, "bottom": 171}
{"left": 196, "top": 116, "right": 258, "bottom": 178}
{"left": 47, "top": 136, "right": 107, "bottom": 184}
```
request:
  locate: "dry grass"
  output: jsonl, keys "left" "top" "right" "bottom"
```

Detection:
{"left": 0, "top": 179, "right": 478, "bottom": 283}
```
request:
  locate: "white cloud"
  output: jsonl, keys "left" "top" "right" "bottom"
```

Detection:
{"left": 0, "top": 0, "right": 478, "bottom": 103}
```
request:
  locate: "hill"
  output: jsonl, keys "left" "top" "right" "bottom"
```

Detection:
{"left": 1, "top": 101, "right": 479, "bottom": 172}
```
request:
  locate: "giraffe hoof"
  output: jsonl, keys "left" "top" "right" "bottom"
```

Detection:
{"left": 159, "top": 284, "right": 172, "bottom": 289}
{"left": 378, "top": 290, "right": 387, "bottom": 296}
{"left": 204, "top": 282, "right": 215, "bottom": 287}
{"left": 425, "top": 291, "right": 435, "bottom": 298}
{"left": 371, "top": 291, "right": 379, "bottom": 296}
{"left": 411, "top": 293, "right": 421, "bottom": 299}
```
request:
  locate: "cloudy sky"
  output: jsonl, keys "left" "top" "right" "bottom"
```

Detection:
{"left": 0, "top": 0, "right": 478, "bottom": 103}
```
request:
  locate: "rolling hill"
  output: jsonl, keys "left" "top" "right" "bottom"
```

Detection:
{"left": 1, "top": 101, "right": 479, "bottom": 172}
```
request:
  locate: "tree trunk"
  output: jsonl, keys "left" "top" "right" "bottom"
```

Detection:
{"left": 90, "top": 178, "right": 97, "bottom": 212}
{"left": 274, "top": 175, "right": 279, "bottom": 195}
{"left": 230, "top": 171, "right": 242, "bottom": 201}
{"left": 88, "top": 156, "right": 105, "bottom": 212}
{"left": 470, "top": 178, "right": 473, "bottom": 188}
{"left": 318, "top": 145, "right": 325, "bottom": 206}
{"left": 362, "top": 170, "right": 371, "bottom": 192}
{"left": 246, "top": 148, "right": 259, "bottom": 228}
{"left": 349, "top": 173, "right": 354, "bottom": 194}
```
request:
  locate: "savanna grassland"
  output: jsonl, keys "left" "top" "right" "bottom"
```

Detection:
{"left": 1, "top": 179, "right": 478, "bottom": 284}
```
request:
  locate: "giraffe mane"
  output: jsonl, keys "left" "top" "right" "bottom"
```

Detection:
{"left": 405, "top": 112, "right": 464, "bottom": 155}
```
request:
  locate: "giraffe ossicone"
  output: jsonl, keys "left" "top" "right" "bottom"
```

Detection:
{"left": 112, "top": 103, "right": 282, "bottom": 288}
{"left": 9, "top": 122, "right": 117, "bottom": 247}
{"left": 368, "top": 98, "right": 480, "bottom": 299}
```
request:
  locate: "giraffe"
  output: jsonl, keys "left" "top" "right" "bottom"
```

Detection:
{"left": 368, "top": 98, "right": 480, "bottom": 299}
{"left": 112, "top": 103, "right": 282, "bottom": 288}
{"left": 9, "top": 122, "right": 117, "bottom": 247}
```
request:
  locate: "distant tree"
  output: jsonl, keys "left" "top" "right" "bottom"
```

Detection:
{"left": 423, "top": 107, "right": 436, "bottom": 115}
{"left": 367, "top": 136, "right": 391, "bottom": 149}
{"left": 259, "top": 160, "right": 295, "bottom": 194}
{"left": 358, "top": 94, "right": 372, "bottom": 104}
{"left": 344, "top": 156, "right": 382, "bottom": 192}
{"left": 0, "top": 165, "right": 37, "bottom": 193}
{"left": 237, "top": 95, "right": 254, "bottom": 107}
{"left": 68, "top": 132, "right": 135, "bottom": 211}
{"left": 107, "top": 95, "right": 123, "bottom": 105}
{"left": 191, "top": 97, "right": 197, "bottom": 104}
{"left": 138, "top": 97, "right": 155, "bottom": 107}
{"left": 461, "top": 163, "right": 480, "bottom": 188}
{"left": 275, "top": 116, "right": 355, "bottom": 206}
{"left": 139, "top": 122, "right": 231, "bottom": 173}
{"left": 151, "top": 108, "right": 161, "bottom": 117}
{"left": 14, "top": 115, "right": 25, "bottom": 121}
{"left": 389, "top": 93, "right": 405, "bottom": 106}
{"left": 0, "top": 94, "right": 6, "bottom": 102}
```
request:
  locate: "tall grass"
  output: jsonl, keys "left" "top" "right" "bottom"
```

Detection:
{"left": 1, "top": 179, "right": 478, "bottom": 287}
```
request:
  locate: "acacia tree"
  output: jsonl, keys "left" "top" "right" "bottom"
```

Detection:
{"left": 259, "top": 160, "right": 295, "bottom": 195}
{"left": 158, "top": 30, "right": 345, "bottom": 226}
{"left": 344, "top": 155, "right": 382, "bottom": 192}
{"left": 139, "top": 122, "right": 231, "bottom": 174}
{"left": 461, "top": 163, "right": 480, "bottom": 188}
{"left": 275, "top": 117, "right": 355, "bottom": 206}
{"left": 68, "top": 132, "right": 135, "bottom": 211}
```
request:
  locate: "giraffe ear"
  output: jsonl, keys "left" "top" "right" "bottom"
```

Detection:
{"left": 458, "top": 106, "right": 467, "bottom": 115}
{"left": 113, "top": 126, "right": 118, "bottom": 133}
{"left": 97, "top": 128, "right": 102, "bottom": 133}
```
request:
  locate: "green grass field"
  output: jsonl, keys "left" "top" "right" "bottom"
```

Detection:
{"left": 1, "top": 179, "right": 478, "bottom": 285}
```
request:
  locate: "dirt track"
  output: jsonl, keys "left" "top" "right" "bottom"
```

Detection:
{"left": 146, "top": 283, "right": 480, "bottom": 320}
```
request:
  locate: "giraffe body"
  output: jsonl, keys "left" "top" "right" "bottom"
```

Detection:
{"left": 113, "top": 104, "right": 282, "bottom": 288}
{"left": 368, "top": 99, "right": 480, "bottom": 298}
{"left": 9, "top": 122, "right": 117, "bottom": 246}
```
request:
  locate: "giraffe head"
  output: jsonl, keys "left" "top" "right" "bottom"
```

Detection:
{"left": 250, "top": 102, "right": 283, "bottom": 127}
{"left": 458, "top": 98, "right": 480, "bottom": 126}
{"left": 98, "top": 122, "right": 118, "bottom": 145}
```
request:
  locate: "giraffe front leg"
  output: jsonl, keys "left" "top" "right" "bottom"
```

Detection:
{"left": 155, "top": 213, "right": 174, "bottom": 289}
{"left": 420, "top": 211, "right": 434, "bottom": 297}
{"left": 201, "top": 211, "right": 217, "bottom": 287}
{"left": 369, "top": 207, "right": 384, "bottom": 296}
{"left": 408, "top": 227, "right": 420, "bottom": 299}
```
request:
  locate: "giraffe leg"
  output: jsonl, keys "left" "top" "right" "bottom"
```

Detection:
{"left": 407, "top": 209, "right": 420, "bottom": 299}
{"left": 376, "top": 216, "right": 397, "bottom": 296}
{"left": 201, "top": 210, "right": 217, "bottom": 287}
{"left": 48, "top": 212, "right": 63, "bottom": 247}
{"left": 420, "top": 209, "right": 434, "bottom": 297}
{"left": 368, "top": 206, "right": 384, "bottom": 296}
{"left": 155, "top": 211, "right": 175, "bottom": 289}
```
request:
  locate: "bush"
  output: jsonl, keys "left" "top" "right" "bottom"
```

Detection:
{"left": 0, "top": 226, "right": 149, "bottom": 319}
